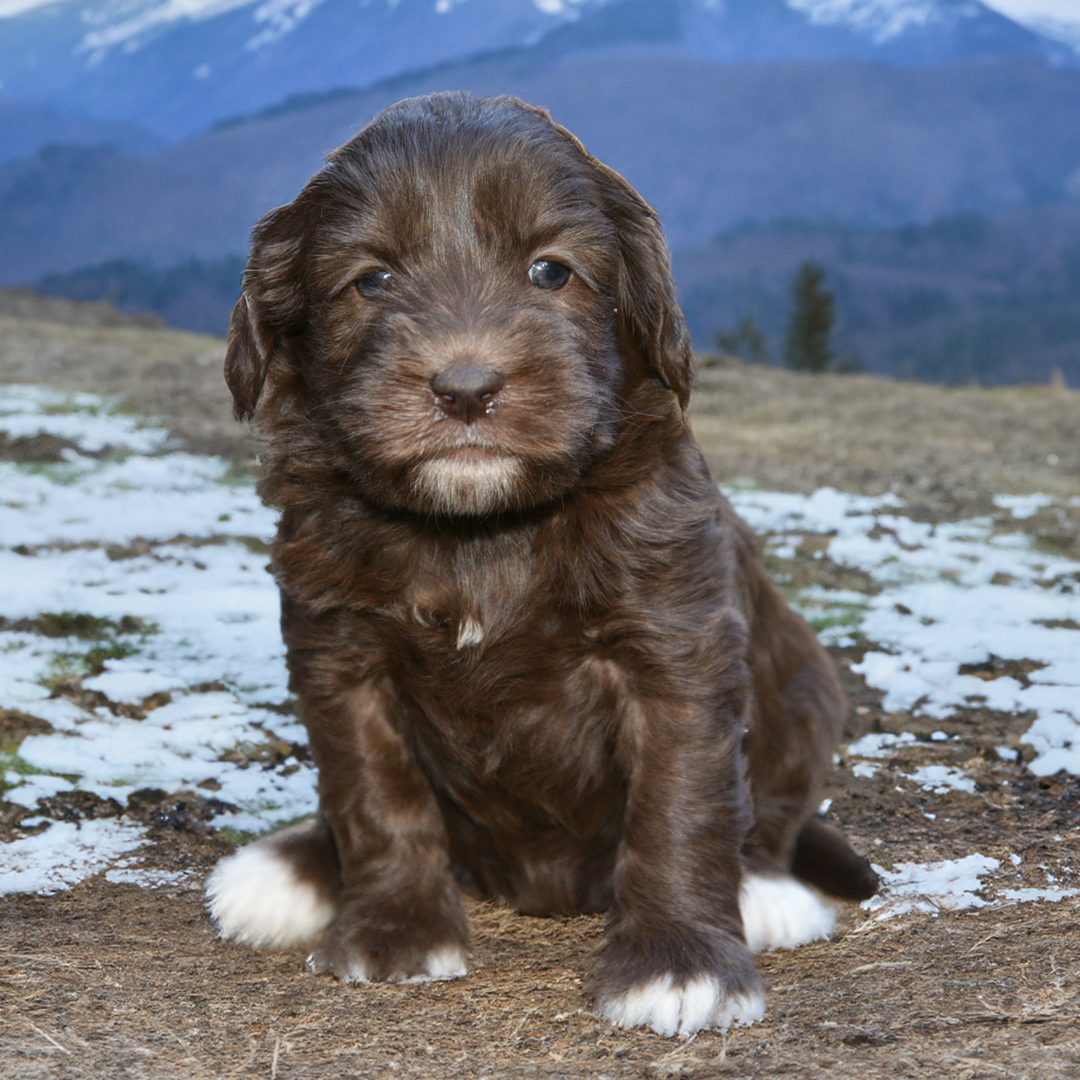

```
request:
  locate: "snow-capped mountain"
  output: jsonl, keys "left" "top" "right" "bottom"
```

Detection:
{"left": 0, "top": 0, "right": 587, "bottom": 141}
{"left": 982, "top": 0, "right": 1080, "bottom": 51}
{"left": 0, "top": 0, "right": 1074, "bottom": 142}
{"left": 790, "top": 1, "right": 1079, "bottom": 48}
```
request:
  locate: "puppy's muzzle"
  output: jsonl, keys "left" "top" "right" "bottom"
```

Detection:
{"left": 430, "top": 363, "right": 505, "bottom": 424}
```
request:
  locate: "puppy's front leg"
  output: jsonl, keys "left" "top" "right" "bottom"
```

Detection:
{"left": 593, "top": 702, "right": 764, "bottom": 1036}
{"left": 303, "top": 678, "right": 470, "bottom": 983}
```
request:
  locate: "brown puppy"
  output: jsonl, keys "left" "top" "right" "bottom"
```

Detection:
{"left": 206, "top": 91, "right": 877, "bottom": 1036}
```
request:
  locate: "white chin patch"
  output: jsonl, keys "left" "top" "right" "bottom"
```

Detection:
{"left": 598, "top": 975, "right": 766, "bottom": 1037}
{"left": 206, "top": 840, "right": 337, "bottom": 949}
{"left": 307, "top": 946, "right": 468, "bottom": 985}
{"left": 413, "top": 455, "right": 522, "bottom": 515}
{"left": 739, "top": 872, "right": 837, "bottom": 954}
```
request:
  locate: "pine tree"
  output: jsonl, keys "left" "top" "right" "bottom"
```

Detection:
{"left": 716, "top": 316, "right": 770, "bottom": 364}
{"left": 784, "top": 261, "right": 835, "bottom": 373}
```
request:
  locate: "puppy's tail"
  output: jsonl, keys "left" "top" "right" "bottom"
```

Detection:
{"left": 791, "top": 817, "right": 880, "bottom": 901}
{"left": 206, "top": 817, "right": 341, "bottom": 947}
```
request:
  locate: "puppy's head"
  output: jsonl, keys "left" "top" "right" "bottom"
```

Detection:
{"left": 227, "top": 92, "right": 691, "bottom": 517}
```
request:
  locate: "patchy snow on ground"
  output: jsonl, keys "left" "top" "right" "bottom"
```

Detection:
{"left": 902, "top": 764, "right": 977, "bottom": 795}
{"left": 863, "top": 854, "right": 1001, "bottom": 919}
{"left": 730, "top": 487, "right": 1080, "bottom": 779}
{"left": 1, "top": 388, "right": 1077, "bottom": 919}
{"left": 0, "top": 817, "right": 148, "bottom": 895}
{"left": 729, "top": 486, "right": 1080, "bottom": 921}
{"left": 1, "top": 386, "right": 315, "bottom": 894}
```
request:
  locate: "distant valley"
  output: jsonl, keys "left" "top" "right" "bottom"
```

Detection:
{"left": 677, "top": 204, "right": 1080, "bottom": 386}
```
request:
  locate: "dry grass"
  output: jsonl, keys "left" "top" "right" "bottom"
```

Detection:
{"left": 690, "top": 357, "right": 1080, "bottom": 516}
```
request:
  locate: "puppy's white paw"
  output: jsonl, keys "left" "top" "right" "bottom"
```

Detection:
{"left": 397, "top": 946, "right": 469, "bottom": 983}
{"left": 598, "top": 975, "right": 766, "bottom": 1037}
{"left": 306, "top": 945, "right": 468, "bottom": 984}
{"left": 739, "top": 872, "right": 836, "bottom": 953}
{"left": 206, "top": 839, "right": 336, "bottom": 948}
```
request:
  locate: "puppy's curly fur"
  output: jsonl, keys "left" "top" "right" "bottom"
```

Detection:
{"left": 207, "top": 92, "right": 878, "bottom": 1036}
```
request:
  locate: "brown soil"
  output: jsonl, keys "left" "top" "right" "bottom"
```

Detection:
{"left": 2, "top": 294, "right": 1078, "bottom": 1078}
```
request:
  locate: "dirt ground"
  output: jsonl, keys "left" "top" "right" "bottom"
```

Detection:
{"left": 1, "top": 292, "right": 1078, "bottom": 1079}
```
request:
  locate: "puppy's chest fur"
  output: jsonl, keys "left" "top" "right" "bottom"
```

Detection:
{"left": 279, "top": 517, "right": 636, "bottom": 879}
{"left": 287, "top": 509, "right": 683, "bottom": 698}
{"left": 278, "top": 483, "right": 735, "bottom": 770}
{"left": 390, "top": 527, "right": 541, "bottom": 655}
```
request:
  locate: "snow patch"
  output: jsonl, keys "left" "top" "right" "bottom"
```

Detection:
{"left": 83, "top": 662, "right": 184, "bottom": 704}
{"left": 247, "top": 0, "right": 331, "bottom": 51}
{"left": 905, "top": 764, "right": 976, "bottom": 795}
{"left": 1000, "top": 886, "right": 1079, "bottom": 903}
{"left": 0, "top": 385, "right": 170, "bottom": 453}
{"left": 0, "top": 819, "right": 148, "bottom": 895}
{"left": 983, "top": 2, "right": 1080, "bottom": 52}
{"left": 787, "top": 0, "right": 945, "bottom": 44}
{"left": 0, "top": 387, "right": 315, "bottom": 897}
{"left": 729, "top": 486, "right": 1080, "bottom": 777}
{"left": 847, "top": 731, "right": 918, "bottom": 758}
{"left": 863, "top": 854, "right": 999, "bottom": 918}
{"left": 105, "top": 865, "right": 195, "bottom": 888}
{"left": 1022, "top": 711, "right": 1080, "bottom": 777}
{"left": 3, "top": 771, "right": 76, "bottom": 808}
{"left": 993, "top": 492, "right": 1054, "bottom": 520}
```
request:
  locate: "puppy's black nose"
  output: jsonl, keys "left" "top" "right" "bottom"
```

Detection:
{"left": 429, "top": 364, "right": 505, "bottom": 424}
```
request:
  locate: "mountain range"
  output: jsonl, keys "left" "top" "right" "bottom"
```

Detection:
{"left": 2, "top": 0, "right": 1077, "bottom": 146}
{"left": 4, "top": 51, "right": 1079, "bottom": 274}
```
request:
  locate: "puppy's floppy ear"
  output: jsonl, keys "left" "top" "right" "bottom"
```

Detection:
{"left": 521, "top": 102, "right": 691, "bottom": 406}
{"left": 224, "top": 291, "right": 272, "bottom": 422}
{"left": 580, "top": 160, "right": 692, "bottom": 409}
{"left": 224, "top": 202, "right": 310, "bottom": 422}
{"left": 596, "top": 164, "right": 693, "bottom": 408}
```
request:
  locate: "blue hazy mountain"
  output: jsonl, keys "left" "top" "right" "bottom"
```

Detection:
{"left": 3, "top": 53, "right": 1079, "bottom": 278}
{"left": 0, "top": 0, "right": 1074, "bottom": 141}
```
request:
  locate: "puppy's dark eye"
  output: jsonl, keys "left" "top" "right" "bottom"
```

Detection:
{"left": 355, "top": 269, "right": 393, "bottom": 298}
{"left": 528, "top": 260, "right": 571, "bottom": 291}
